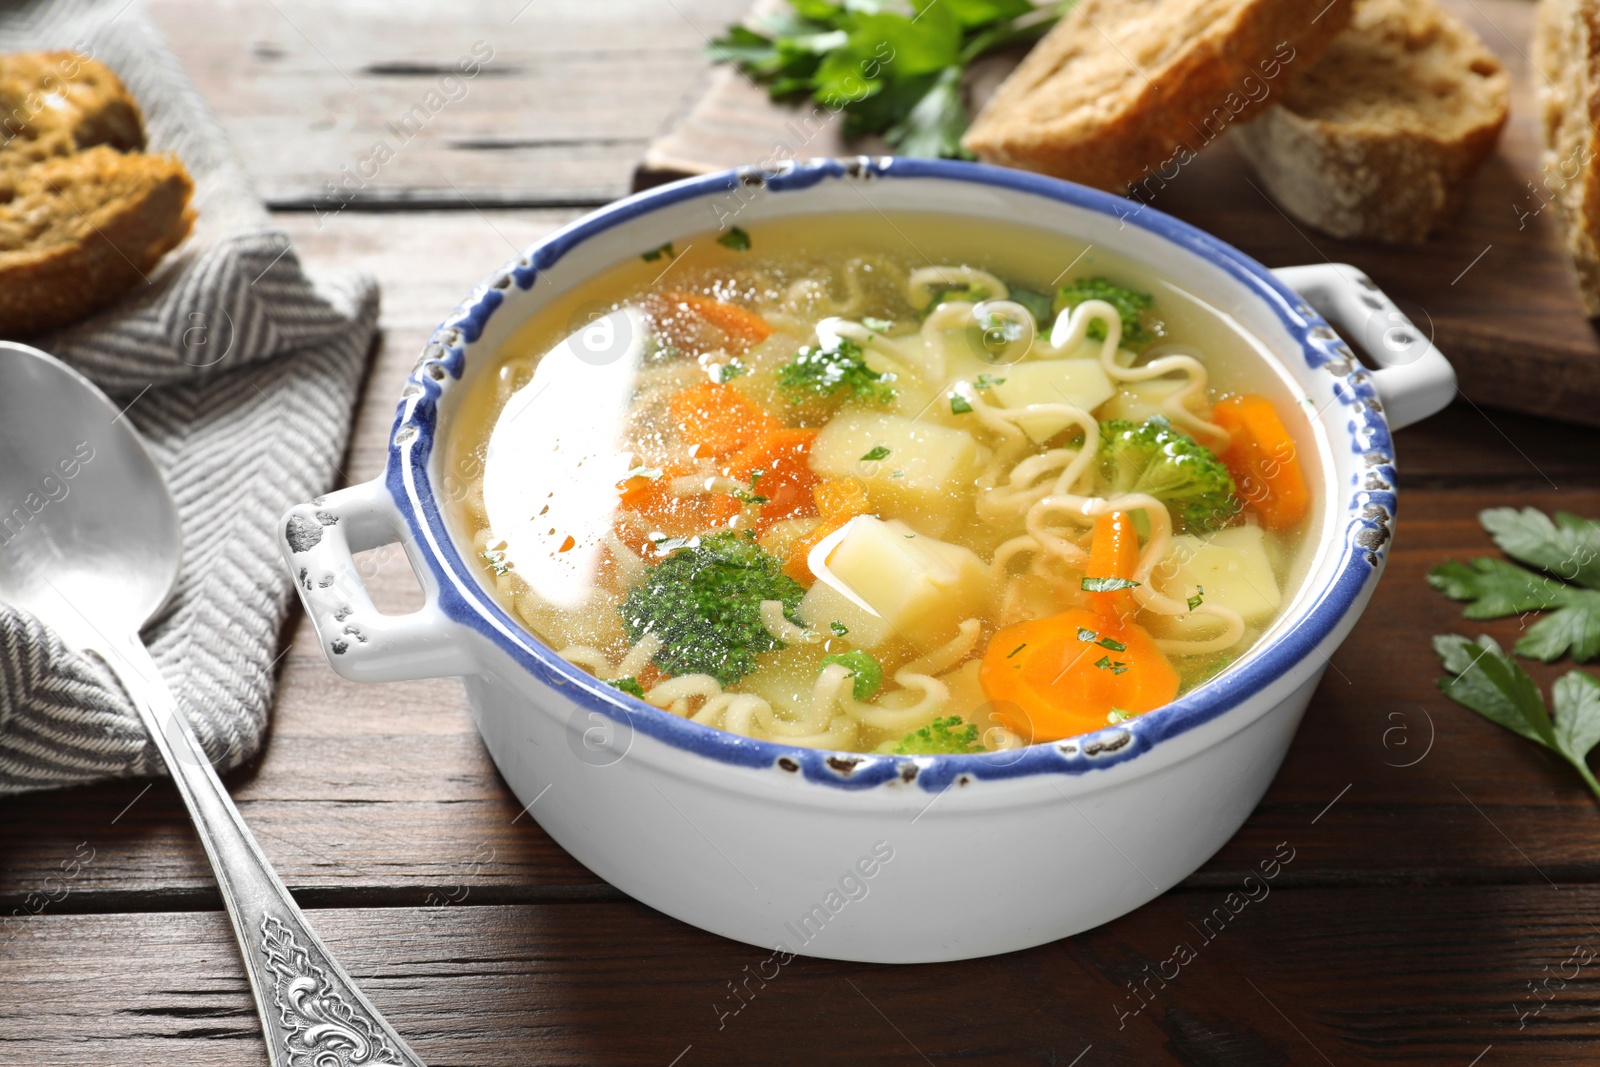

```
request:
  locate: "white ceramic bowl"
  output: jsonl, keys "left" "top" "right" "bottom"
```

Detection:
{"left": 279, "top": 158, "right": 1455, "bottom": 964}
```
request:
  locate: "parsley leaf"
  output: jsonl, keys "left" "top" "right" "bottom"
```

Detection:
{"left": 1082, "top": 576, "right": 1140, "bottom": 592}
{"left": 717, "top": 227, "right": 752, "bottom": 251}
{"left": 709, "top": 0, "right": 1062, "bottom": 159}
{"left": 641, "top": 242, "right": 675, "bottom": 262}
{"left": 950, "top": 394, "right": 973, "bottom": 415}
{"left": 1434, "top": 633, "right": 1600, "bottom": 800}
{"left": 860, "top": 445, "right": 892, "bottom": 462}
{"left": 1429, "top": 508, "right": 1600, "bottom": 662}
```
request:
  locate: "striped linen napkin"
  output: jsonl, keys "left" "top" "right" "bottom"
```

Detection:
{"left": 0, "top": 0, "right": 378, "bottom": 793}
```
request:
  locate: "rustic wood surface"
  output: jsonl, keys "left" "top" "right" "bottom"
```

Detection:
{"left": 5, "top": 0, "right": 1600, "bottom": 1063}
{"left": 637, "top": 0, "right": 1600, "bottom": 430}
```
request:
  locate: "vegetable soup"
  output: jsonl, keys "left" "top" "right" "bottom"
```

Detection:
{"left": 445, "top": 213, "right": 1318, "bottom": 755}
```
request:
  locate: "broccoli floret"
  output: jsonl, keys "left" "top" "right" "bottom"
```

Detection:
{"left": 776, "top": 337, "right": 896, "bottom": 405}
{"left": 925, "top": 282, "right": 992, "bottom": 311}
{"left": 1055, "top": 277, "right": 1155, "bottom": 349}
{"left": 890, "top": 715, "right": 984, "bottom": 755}
{"left": 1097, "top": 416, "right": 1241, "bottom": 533}
{"left": 620, "top": 531, "right": 805, "bottom": 686}
{"left": 820, "top": 650, "right": 883, "bottom": 700}
{"left": 608, "top": 677, "right": 646, "bottom": 698}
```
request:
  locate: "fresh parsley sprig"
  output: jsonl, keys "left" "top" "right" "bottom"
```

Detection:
{"left": 709, "top": 0, "right": 1066, "bottom": 159}
{"left": 1434, "top": 634, "right": 1600, "bottom": 801}
{"left": 1429, "top": 507, "right": 1600, "bottom": 662}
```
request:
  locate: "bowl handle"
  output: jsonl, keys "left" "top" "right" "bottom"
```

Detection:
{"left": 1271, "top": 263, "right": 1457, "bottom": 431}
{"left": 278, "top": 480, "right": 468, "bottom": 683}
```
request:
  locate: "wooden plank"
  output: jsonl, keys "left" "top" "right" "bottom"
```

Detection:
{"left": 7, "top": 888, "right": 1600, "bottom": 1064}
{"left": 3, "top": 210, "right": 1597, "bottom": 908}
{"left": 144, "top": 0, "right": 752, "bottom": 208}
{"left": 635, "top": 0, "right": 1600, "bottom": 430}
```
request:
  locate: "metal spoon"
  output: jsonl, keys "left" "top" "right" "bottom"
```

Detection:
{"left": 0, "top": 341, "right": 426, "bottom": 1067}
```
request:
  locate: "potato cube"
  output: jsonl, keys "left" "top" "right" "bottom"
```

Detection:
{"left": 808, "top": 411, "right": 983, "bottom": 534}
{"left": 1101, "top": 377, "right": 1190, "bottom": 424}
{"left": 798, "top": 516, "right": 992, "bottom": 651}
{"left": 1155, "top": 525, "right": 1281, "bottom": 624}
{"left": 987, "top": 359, "right": 1115, "bottom": 442}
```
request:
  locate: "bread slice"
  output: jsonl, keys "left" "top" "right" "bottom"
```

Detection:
{"left": 1233, "top": 0, "right": 1508, "bottom": 244}
{"left": 0, "top": 52, "right": 144, "bottom": 166}
{"left": 0, "top": 146, "right": 194, "bottom": 336}
{"left": 962, "top": 0, "right": 1355, "bottom": 190}
{"left": 1533, "top": 0, "right": 1600, "bottom": 314}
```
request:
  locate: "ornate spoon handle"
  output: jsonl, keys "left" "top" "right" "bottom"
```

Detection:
{"left": 104, "top": 635, "right": 426, "bottom": 1067}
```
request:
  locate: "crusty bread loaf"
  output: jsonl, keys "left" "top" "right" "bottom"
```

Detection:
{"left": 1233, "top": 0, "right": 1508, "bottom": 244}
{"left": 1533, "top": 0, "right": 1600, "bottom": 315}
{"left": 962, "top": 0, "right": 1354, "bottom": 190}
{"left": 0, "top": 52, "right": 192, "bottom": 336}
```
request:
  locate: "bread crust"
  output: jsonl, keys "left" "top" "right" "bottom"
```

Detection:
{"left": 0, "top": 149, "right": 194, "bottom": 336}
{"left": 962, "top": 0, "right": 1354, "bottom": 190}
{"left": 1233, "top": 0, "right": 1509, "bottom": 244}
{"left": 0, "top": 52, "right": 192, "bottom": 336}
{"left": 1533, "top": 0, "right": 1600, "bottom": 314}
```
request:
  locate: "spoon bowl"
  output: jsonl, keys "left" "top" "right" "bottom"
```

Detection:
{"left": 0, "top": 341, "right": 180, "bottom": 644}
{"left": 0, "top": 341, "right": 426, "bottom": 1066}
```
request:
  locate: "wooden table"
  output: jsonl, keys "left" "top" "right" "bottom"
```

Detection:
{"left": 5, "top": 1, "right": 1600, "bottom": 1063}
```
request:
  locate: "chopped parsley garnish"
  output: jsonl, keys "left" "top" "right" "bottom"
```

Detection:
{"left": 717, "top": 227, "right": 752, "bottom": 252}
{"left": 715, "top": 359, "right": 748, "bottom": 382}
{"left": 1055, "top": 277, "right": 1155, "bottom": 349}
{"left": 830, "top": 621, "right": 849, "bottom": 636}
{"left": 1006, "top": 642, "right": 1027, "bottom": 659}
{"left": 776, "top": 337, "right": 897, "bottom": 406}
{"left": 862, "top": 316, "right": 895, "bottom": 333}
{"left": 1094, "top": 655, "right": 1129, "bottom": 675}
{"left": 1188, "top": 587, "right": 1206, "bottom": 612}
{"left": 1097, "top": 636, "right": 1127, "bottom": 652}
{"left": 950, "top": 394, "right": 973, "bottom": 415}
{"left": 860, "top": 445, "right": 892, "bottom": 462}
{"left": 641, "top": 242, "right": 675, "bottom": 262}
{"left": 481, "top": 549, "right": 510, "bottom": 576}
{"left": 732, "top": 469, "right": 769, "bottom": 505}
{"left": 1077, "top": 627, "right": 1097, "bottom": 643}
{"left": 974, "top": 373, "right": 1006, "bottom": 390}
{"left": 608, "top": 677, "right": 647, "bottom": 698}
{"left": 1082, "top": 576, "right": 1141, "bottom": 592}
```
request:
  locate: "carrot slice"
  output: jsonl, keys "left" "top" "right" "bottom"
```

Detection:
{"left": 667, "top": 381, "right": 778, "bottom": 459}
{"left": 615, "top": 461, "right": 739, "bottom": 547}
{"left": 782, "top": 478, "right": 872, "bottom": 583}
{"left": 814, "top": 477, "right": 870, "bottom": 524}
{"left": 1084, "top": 510, "right": 1139, "bottom": 620}
{"left": 658, "top": 291, "right": 773, "bottom": 354}
{"left": 728, "top": 427, "right": 820, "bottom": 531}
{"left": 979, "top": 607, "right": 1179, "bottom": 743}
{"left": 1213, "top": 395, "right": 1310, "bottom": 531}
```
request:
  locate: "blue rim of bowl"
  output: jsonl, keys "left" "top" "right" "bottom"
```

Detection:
{"left": 387, "top": 156, "right": 1396, "bottom": 793}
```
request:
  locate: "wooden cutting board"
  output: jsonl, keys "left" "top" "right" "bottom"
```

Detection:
{"left": 634, "top": 0, "right": 1600, "bottom": 431}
